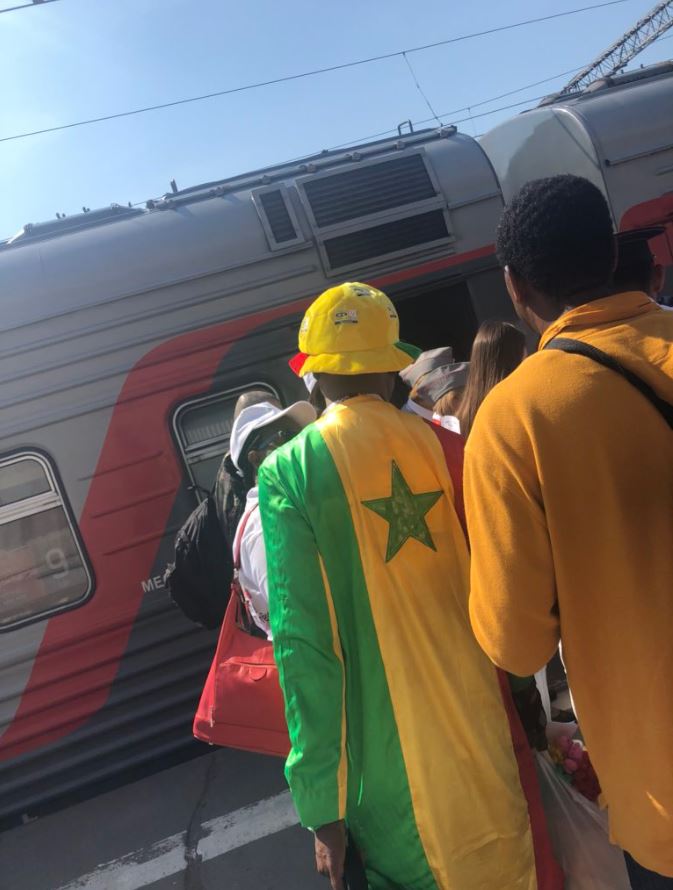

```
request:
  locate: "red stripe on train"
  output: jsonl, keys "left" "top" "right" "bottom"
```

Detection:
{"left": 0, "top": 301, "right": 307, "bottom": 761}
{"left": 373, "top": 245, "right": 495, "bottom": 288}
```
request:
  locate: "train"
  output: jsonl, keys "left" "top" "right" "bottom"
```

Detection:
{"left": 1, "top": 59, "right": 672, "bottom": 826}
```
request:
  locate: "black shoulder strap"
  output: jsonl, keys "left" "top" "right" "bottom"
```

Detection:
{"left": 545, "top": 337, "right": 673, "bottom": 430}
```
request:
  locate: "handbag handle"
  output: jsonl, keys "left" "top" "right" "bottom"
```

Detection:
{"left": 231, "top": 505, "right": 266, "bottom": 639}
{"left": 232, "top": 504, "right": 258, "bottom": 569}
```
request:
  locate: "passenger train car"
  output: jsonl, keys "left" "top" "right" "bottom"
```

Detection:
{"left": 1, "top": 60, "right": 671, "bottom": 825}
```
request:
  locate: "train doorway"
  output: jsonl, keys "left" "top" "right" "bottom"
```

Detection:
{"left": 394, "top": 278, "right": 479, "bottom": 362}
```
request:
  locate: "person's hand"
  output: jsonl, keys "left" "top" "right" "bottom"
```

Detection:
{"left": 314, "top": 819, "right": 347, "bottom": 889}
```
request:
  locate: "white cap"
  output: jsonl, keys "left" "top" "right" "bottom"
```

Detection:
{"left": 229, "top": 400, "right": 316, "bottom": 472}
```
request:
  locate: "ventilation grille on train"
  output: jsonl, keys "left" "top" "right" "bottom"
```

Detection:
{"left": 252, "top": 186, "right": 304, "bottom": 250}
{"left": 258, "top": 190, "right": 298, "bottom": 242}
{"left": 302, "top": 154, "right": 437, "bottom": 228}
{"left": 323, "top": 209, "right": 450, "bottom": 270}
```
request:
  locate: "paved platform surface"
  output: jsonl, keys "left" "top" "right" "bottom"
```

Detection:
{"left": 0, "top": 747, "right": 325, "bottom": 890}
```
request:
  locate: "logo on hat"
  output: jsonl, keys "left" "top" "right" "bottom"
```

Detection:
{"left": 334, "top": 309, "right": 358, "bottom": 326}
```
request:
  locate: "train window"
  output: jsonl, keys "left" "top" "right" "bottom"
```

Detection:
{"left": 0, "top": 453, "right": 92, "bottom": 631}
{"left": 174, "top": 385, "right": 279, "bottom": 496}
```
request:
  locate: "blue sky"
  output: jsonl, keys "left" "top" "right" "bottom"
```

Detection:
{"left": 0, "top": 0, "right": 670, "bottom": 238}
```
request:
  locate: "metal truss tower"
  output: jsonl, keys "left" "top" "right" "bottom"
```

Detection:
{"left": 559, "top": 0, "right": 673, "bottom": 95}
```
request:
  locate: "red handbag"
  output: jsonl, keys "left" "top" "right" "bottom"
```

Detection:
{"left": 193, "top": 509, "right": 290, "bottom": 757}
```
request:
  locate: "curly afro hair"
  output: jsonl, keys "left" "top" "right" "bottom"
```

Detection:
{"left": 496, "top": 175, "right": 616, "bottom": 304}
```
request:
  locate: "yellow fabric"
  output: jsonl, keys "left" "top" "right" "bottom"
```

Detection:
{"left": 300, "top": 343, "right": 413, "bottom": 376}
{"left": 319, "top": 397, "right": 538, "bottom": 890}
{"left": 298, "top": 281, "right": 414, "bottom": 375}
{"left": 465, "top": 291, "right": 673, "bottom": 875}
{"left": 319, "top": 556, "right": 348, "bottom": 819}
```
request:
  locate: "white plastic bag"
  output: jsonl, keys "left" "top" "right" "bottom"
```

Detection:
{"left": 535, "top": 751, "right": 630, "bottom": 890}
{"left": 534, "top": 667, "right": 552, "bottom": 722}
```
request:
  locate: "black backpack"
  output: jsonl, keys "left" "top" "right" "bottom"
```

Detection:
{"left": 163, "top": 492, "right": 234, "bottom": 630}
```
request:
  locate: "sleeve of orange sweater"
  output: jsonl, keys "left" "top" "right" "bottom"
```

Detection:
{"left": 463, "top": 393, "right": 560, "bottom": 676}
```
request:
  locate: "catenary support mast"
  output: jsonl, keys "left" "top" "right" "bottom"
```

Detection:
{"left": 559, "top": 1, "right": 673, "bottom": 94}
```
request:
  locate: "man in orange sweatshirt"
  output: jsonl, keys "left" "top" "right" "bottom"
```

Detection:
{"left": 464, "top": 174, "right": 673, "bottom": 887}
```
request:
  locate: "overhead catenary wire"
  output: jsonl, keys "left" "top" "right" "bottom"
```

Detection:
{"left": 0, "top": 0, "right": 637, "bottom": 144}
{"left": 402, "top": 52, "right": 444, "bottom": 126}
{"left": 115, "top": 65, "right": 583, "bottom": 209}
{"left": 53, "top": 28, "right": 672, "bottom": 218}
{"left": 320, "top": 64, "right": 588, "bottom": 153}
{"left": 120, "top": 57, "right": 635, "bottom": 208}
{"left": 451, "top": 93, "right": 550, "bottom": 122}
{"left": 334, "top": 93, "right": 554, "bottom": 151}
{"left": 317, "top": 23, "right": 673, "bottom": 156}
{"left": 121, "top": 90, "right": 578, "bottom": 210}
{"left": 59, "top": 35, "right": 673, "bottom": 213}
{"left": 0, "top": 0, "right": 61, "bottom": 13}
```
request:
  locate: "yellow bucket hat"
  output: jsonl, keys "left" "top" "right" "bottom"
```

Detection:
{"left": 289, "top": 282, "right": 419, "bottom": 377}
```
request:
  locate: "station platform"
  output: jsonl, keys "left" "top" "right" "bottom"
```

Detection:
{"left": 0, "top": 746, "right": 324, "bottom": 889}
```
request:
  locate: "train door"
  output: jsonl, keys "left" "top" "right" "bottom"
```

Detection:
{"left": 391, "top": 270, "right": 514, "bottom": 361}
{"left": 395, "top": 279, "right": 478, "bottom": 361}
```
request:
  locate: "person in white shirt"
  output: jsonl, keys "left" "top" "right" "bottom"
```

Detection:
{"left": 399, "top": 346, "right": 469, "bottom": 433}
{"left": 228, "top": 400, "right": 316, "bottom": 638}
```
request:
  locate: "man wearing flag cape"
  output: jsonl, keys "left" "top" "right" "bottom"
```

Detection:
{"left": 258, "top": 282, "right": 561, "bottom": 890}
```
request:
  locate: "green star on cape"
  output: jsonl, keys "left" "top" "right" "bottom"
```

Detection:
{"left": 362, "top": 461, "right": 443, "bottom": 563}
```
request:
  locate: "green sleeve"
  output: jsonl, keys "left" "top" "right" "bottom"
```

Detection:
{"left": 258, "top": 460, "right": 347, "bottom": 830}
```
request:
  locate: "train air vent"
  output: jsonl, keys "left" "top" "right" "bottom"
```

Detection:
{"left": 301, "top": 154, "right": 438, "bottom": 228}
{"left": 252, "top": 186, "right": 305, "bottom": 250}
{"left": 259, "top": 191, "right": 296, "bottom": 242}
{"left": 323, "top": 209, "right": 450, "bottom": 271}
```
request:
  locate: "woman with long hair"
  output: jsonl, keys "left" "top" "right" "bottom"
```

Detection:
{"left": 457, "top": 321, "right": 527, "bottom": 439}
{"left": 459, "top": 320, "right": 549, "bottom": 753}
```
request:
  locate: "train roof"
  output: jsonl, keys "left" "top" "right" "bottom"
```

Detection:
{"left": 1, "top": 125, "right": 456, "bottom": 250}
{"left": 0, "top": 120, "right": 508, "bottom": 333}
{"left": 537, "top": 58, "right": 673, "bottom": 106}
{"left": 478, "top": 57, "right": 673, "bottom": 218}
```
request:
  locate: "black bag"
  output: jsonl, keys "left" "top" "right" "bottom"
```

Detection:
{"left": 163, "top": 493, "right": 234, "bottom": 630}
{"left": 545, "top": 337, "right": 673, "bottom": 429}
